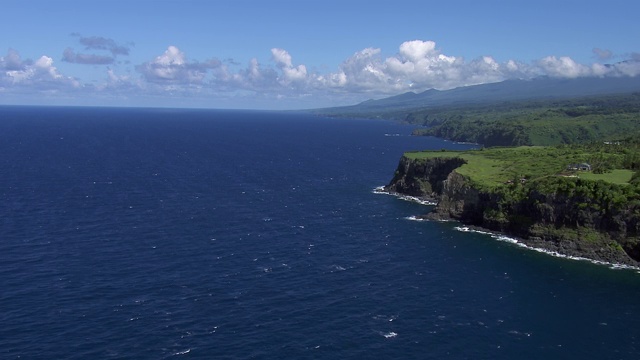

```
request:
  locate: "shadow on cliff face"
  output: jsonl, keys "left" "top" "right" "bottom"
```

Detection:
{"left": 385, "top": 156, "right": 466, "bottom": 198}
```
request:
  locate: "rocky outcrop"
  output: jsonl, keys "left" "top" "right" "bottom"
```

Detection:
{"left": 385, "top": 156, "right": 466, "bottom": 199}
{"left": 386, "top": 156, "right": 640, "bottom": 267}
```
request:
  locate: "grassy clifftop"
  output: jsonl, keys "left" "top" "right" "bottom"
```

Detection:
{"left": 404, "top": 144, "right": 638, "bottom": 189}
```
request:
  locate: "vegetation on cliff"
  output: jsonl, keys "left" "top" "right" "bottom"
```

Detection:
{"left": 387, "top": 142, "right": 640, "bottom": 265}
{"left": 408, "top": 93, "right": 640, "bottom": 147}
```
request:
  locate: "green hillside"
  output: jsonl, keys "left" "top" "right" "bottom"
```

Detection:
{"left": 408, "top": 93, "right": 640, "bottom": 147}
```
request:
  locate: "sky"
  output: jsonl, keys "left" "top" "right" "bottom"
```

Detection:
{"left": 1, "top": 0, "right": 639, "bottom": 110}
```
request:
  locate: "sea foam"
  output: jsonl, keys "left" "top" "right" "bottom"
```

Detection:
{"left": 376, "top": 185, "right": 639, "bottom": 271}
{"left": 373, "top": 186, "right": 436, "bottom": 206}
{"left": 454, "top": 226, "right": 640, "bottom": 271}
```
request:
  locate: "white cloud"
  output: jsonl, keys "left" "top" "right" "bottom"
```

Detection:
{"left": 271, "top": 48, "right": 293, "bottom": 68}
{"left": 2, "top": 40, "right": 639, "bottom": 108}
{"left": 206, "top": 41, "right": 640, "bottom": 101}
{"left": 398, "top": 40, "right": 438, "bottom": 62}
{"left": 1, "top": 50, "right": 80, "bottom": 89}
{"left": 322, "top": 40, "right": 525, "bottom": 93}
{"left": 271, "top": 48, "right": 308, "bottom": 84}
{"left": 107, "top": 68, "right": 129, "bottom": 83}
{"left": 609, "top": 60, "right": 640, "bottom": 77}
{"left": 318, "top": 40, "right": 636, "bottom": 95}
{"left": 329, "top": 47, "right": 388, "bottom": 91}
{"left": 536, "top": 56, "right": 591, "bottom": 78}
{"left": 136, "top": 46, "right": 220, "bottom": 84}
{"left": 156, "top": 45, "right": 185, "bottom": 66}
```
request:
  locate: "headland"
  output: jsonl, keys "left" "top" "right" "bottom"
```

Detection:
{"left": 385, "top": 145, "right": 640, "bottom": 267}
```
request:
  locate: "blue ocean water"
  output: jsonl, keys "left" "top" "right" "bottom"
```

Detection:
{"left": 1, "top": 106, "right": 640, "bottom": 359}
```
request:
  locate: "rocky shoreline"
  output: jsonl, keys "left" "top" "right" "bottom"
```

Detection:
{"left": 426, "top": 212, "right": 639, "bottom": 268}
{"left": 384, "top": 156, "right": 640, "bottom": 268}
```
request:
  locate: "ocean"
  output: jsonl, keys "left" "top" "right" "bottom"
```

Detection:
{"left": 1, "top": 106, "right": 639, "bottom": 359}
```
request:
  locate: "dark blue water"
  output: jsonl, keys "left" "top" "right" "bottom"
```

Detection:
{"left": 1, "top": 106, "right": 640, "bottom": 359}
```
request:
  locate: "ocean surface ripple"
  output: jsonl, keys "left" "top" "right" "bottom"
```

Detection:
{"left": 1, "top": 107, "right": 640, "bottom": 359}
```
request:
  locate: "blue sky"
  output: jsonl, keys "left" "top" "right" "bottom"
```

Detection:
{"left": 1, "top": 0, "right": 639, "bottom": 109}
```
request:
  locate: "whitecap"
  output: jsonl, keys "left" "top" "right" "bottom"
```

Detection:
{"left": 174, "top": 349, "right": 191, "bottom": 355}
{"left": 382, "top": 332, "right": 398, "bottom": 338}
{"left": 330, "top": 265, "right": 346, "bottom": 271}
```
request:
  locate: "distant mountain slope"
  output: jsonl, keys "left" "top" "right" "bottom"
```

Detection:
{"left": 314, "top": 76, "right": 640, "bottom": 117}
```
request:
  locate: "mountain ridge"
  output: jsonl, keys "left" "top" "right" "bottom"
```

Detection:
{"left": 314, "top": 75, "right": 640, "bottom": 117}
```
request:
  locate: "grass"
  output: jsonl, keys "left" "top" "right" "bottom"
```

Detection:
{"left": 404, "top": 146, "right": 634, "bottom": 188}
{"left": 578, "top": 169, "right": 635, "bottom": 185}
{"left": 406, "top": 150, "right": 506, "bottom": 186}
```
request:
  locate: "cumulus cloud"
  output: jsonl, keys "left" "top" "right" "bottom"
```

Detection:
{"left": 326, "top": 47, "right": 387, "bottom": 91}
{"left": 271, "top": 48, "right": 307, "bottom": 84}
{"left": 321, "top": 40, "right": 537, "bottom": 94}
{"left": 226, "top": 58, "right": 279, "bottom": 91}
{"left": 1, "top": 49, "right": 80, "bottom": 89}
{"left": 399, "top": 40, "right": 438, "bottom": 62}
{"left": 609, "top": 59, "right": 640, "bottom": 77}
{"left": 318, "top": 40, "right": 640, "bottom": 95}
{"left": 107, "top": 68, "right": 130, "bottom": 83}
{"left": 136, "top": 46, "right": 221, "bottom": 84}
{"left": 3, "top": 39, "right": 640, "bottom": 107}
{"left": 534, "top": 54, "right": 640, "bottom": 78}
{"left": 536, "top": 56, "right": 591, "bottom": 78}
{"left": 93, "top": 67, "right": 141, "bottom": 94}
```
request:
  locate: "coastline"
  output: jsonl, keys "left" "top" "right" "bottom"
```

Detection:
{"left": 375, "top": 186, "right": 640, "bottom": 271}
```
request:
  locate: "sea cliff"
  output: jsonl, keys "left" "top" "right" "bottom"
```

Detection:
{"left": 385, "top": 155, "right": 640, "bottom": 267}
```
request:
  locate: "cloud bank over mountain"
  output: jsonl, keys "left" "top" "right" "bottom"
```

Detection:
{"left": 1, "top": 39, "right": 639, "bottom": 108}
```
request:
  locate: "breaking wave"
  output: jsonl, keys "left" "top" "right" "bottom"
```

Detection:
{"left": 454, "top": 226, "right": 640, "bottom": 271}
{"left": 373, "top": 186, "right": 436, "bottom": 206}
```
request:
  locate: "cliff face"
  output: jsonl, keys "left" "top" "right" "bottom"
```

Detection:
{"left": 384, "top": 156, "right": 466, "bottom": 199}
{"left": 511, "top": 185, "right": 640, "bottom": 265}
{"left": 386, "top": 156, "right": 640, "bottom": 266}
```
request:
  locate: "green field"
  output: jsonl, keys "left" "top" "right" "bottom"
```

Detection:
{"left": 577, "top": 169, "right": 635, "bottom": 185}
{"left": 405, "top": 144, "right": 636, "bottom": 189}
